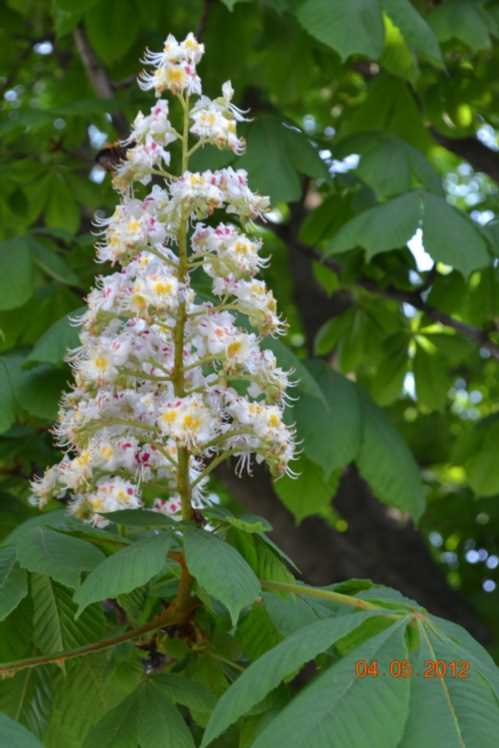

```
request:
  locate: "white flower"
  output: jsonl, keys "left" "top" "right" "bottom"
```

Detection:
{"left": 31, "top": 32, "right": 297, "bottom": 522}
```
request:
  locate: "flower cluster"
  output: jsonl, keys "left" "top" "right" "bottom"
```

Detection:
{"left": 31, "top": 33, "right": 297, "bottom": 526}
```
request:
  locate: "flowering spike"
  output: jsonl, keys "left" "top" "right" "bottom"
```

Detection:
{"left": 31, "top": 33, "right": 297, "bottom": 526}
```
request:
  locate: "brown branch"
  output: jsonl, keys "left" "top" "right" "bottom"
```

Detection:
{"left": 196, "top": 0, "right": 215, "bottom": 40}
{"left": 431, "top": 129, "right": 499, "bottom": 184}
{"left": 0, "top": 553, "right": 194, "bottom": 678}
{"left": 276, "top": 228, "right": 499, "bottom": 359}
{"left": 0, "top": 606, "right": 180, "bottom": 678}
{"left": 73, "top": 25, "right": 128, "bottom": 137}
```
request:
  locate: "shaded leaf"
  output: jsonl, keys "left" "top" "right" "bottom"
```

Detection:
{"left": 201, "top": 611, "right": 379, "bottom": 746}
{"left": 74, "top": 533, "right": 174, "bottom": 614}
{"left": 184, "top": 528, "right": 260, "bottom": 626}
{"left": 296, "top": 0, "right": 385, "bottom": 61}
{"left": 0, "top": 545, "right": 28, "bottom": 620}
{"left": 16, "top": 527, "right": 105, "bottom": 588}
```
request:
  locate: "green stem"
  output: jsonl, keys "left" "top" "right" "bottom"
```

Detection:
{"left": 191, "top": 449, "right": 236, "bottom": 488}
{"left": 261, "top": 580, "right": 392, "bottom": 612}
{"left": 173, "top": 93, "right": 193, "bottom": 523}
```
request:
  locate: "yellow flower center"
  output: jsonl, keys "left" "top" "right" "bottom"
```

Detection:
{"left": 227, "top": 340, "right": 242, "bottom": 358}
{"left": 161, "top": 410, "right": 177, "bottom": 424}
{"left": 153, "top": 280, "right": 173, "bottom": 295}
{"left": 183, "top": 414, "right": 201, "bottom": 431}
{"left": 131, "top": 294, "right": 147, "bottom": 310}
{"left": 94, "top": 356, "right": 109, "bottom": 371}
{"left": 126, "top": 218, "right": 141, "bottom": 233}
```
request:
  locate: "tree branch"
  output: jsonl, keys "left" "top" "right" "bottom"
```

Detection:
{"left": 73, "top": 25, "right": 128, "bottom": 137}
{"left": 276, "top": 226, "right": 499, "bottom": 359}
{"left": 432, "top": 129, "right": 499, "bottom": 184}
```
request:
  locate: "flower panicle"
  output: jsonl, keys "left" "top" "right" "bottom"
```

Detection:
{"left": 31, "top": 32, "right": 299, "bottom": 526}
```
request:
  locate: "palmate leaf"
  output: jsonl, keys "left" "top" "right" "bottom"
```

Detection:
{"left": 183, "top": 528, "right": 261, "bottom": 626}
{"left": 325, "top": 190, "right": 489, "bottom": 276}
{"left": 296, "top": 0, "right": 385, "bottom": 61}
{"left": 0, "top": 545, "right": 28, "bottom": 621}
{"left": 399, "top": 620, "right": 499, "bottom": 747}
{"left": 0, "top": 601, "right": 56, "bottom": 739}
{"left": 356, "top": 394, "right": 425, "bottom": 521}
{"left": 250, "top": 620, "right": 410, "bottom": 748}
{"left": 31, "top": 573, "right": 106, "bottom": 659}
{"left": 201, "top": 610, "right": 379, "bottom": 746}
{"left": 74, "top": 533, "right": 174, "bottom": 615}
{"left": 16, "top": 527, "right": 105, "bottom": 588}
{"left": 293, "top": 360, "right": 362, "bottom": 477}
{"left": 381, "top": 0, "right": 442, "bottom": 66}
{"left": 83, "top": 679, "right": 195, "bottom": 748}
{"left": 44, "top": 657, "right": 141, "bottom": 748}
{"left": 0, "top": 238, "right": 34, "bottom": 311}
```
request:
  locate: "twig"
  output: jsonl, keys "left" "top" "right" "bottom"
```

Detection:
{"left": 196, "top": 0, "right": 214, "bottom": 40}
{"left": 278, "top": 229, "right": 499, "bottom": 359}
{"left": 0, "top": 553, "right": 194, "bottom": 678}
{"left": 73, "top": 25, "right": 128, "bottom": 137}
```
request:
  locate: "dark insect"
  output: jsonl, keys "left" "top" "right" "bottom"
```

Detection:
{"left": 95, "top": 140, "right": 135, "bottom": 172}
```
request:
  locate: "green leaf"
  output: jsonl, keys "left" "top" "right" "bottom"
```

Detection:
{"left": 0, "top": 714, "right": 42, "bottom": 748}
{"left": 183, "top": 528, "right": 261, "bottom": 626}
{"left": 413, "top": 344, "right": 450, "bottom": 411}
{"left": 326, "top": 191, "right": 421, "bottom": 258}
{"left": 369, "top": 332, "right": 408, "bottom": 406}
{"left": 351, "top": 135, "right": 441, "bottom": 199}
{"left": 381, "top": 13, "right": 418, "bottom": 84}
{"left": 464, "top": 419, "right": 499, "bottom": 497}
{"left": 0, "top": 545, "right": 28, "bottom": 620}
{"left": 356, "top": 393, "right": 425, "bottom": 521}
{"left": 422, "top": 192, "right": 489, "bottom": 276}
{"left": 74, "top": 533, "right": 174, "bottom": 615}
{"left": 84, "top": 0, "right": 140, "bottom": 64}
{"left": 25, "top": 311, "right": 82, "bottom": 367}
{"left": 43, "top": 173, "right": 80, "bottom": 236}
{"left": 83, "top": 679, "right": 195, "bottom": 748}
{"left": 153, "top": 673, "right": 217, "bottom": 714}
{"left": 428, "top": 0, "right": 491, "bottom": 52}
{"left": 229, "top": 529, "right": 297, "bottom": 584}
{"left": 338, "top": 75, "right": 429, "bottom": 149}
{"left": 0, "top": 600, "right": 55, "bottom": 738}
{"left": 16, "top": 364, "right": 68, "bottom": 421}
{"left": 381, "top": 0, "right": 442, "bottom": 65}
{"left": 236, "top": 601, "right": 282, "bottom": 660}
{"left": 16, "top": 527, "right": 105, "bottom": 588}
{"left": 263, "top": 338, "right": 327, "bottom": 405}
{"left": 0, "top": 238, "right": 34, "bottom": 310}
{"left": 201, "top": 611, "right": 379, "bottom": 746}
{"left": 104, "top": 509, "right": 177, "bottom": 528}
{"left": 202, "top": 506, "right": 272, "bottom": 534}
{"left": 400, "top": 619, "right": 499, "bottom": 747}
{"left": 250, "top": 620, "right": 410, "bottom": 748}
{"left": 314, "top": 309, "right": 356, "bottom": 356}
{"left": 45, "top": 658, "right": 141, "bottom": 748}
{"left": 294, "top": 361, "right": 362, "bottom": 476}
{"left": 31, "top": 574, "right": 106, "bottom": 658}
{"left": 296, "top": 0, "right": 385, "bottom": 61}
{"left": 29, "top": 238, "right": 81, "bottom": 286}
{"left": 238, "top": 116, "right": 325, "bottom": 203}
{"left": 274, "top": 456, "right": 340, "bottom": 522}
